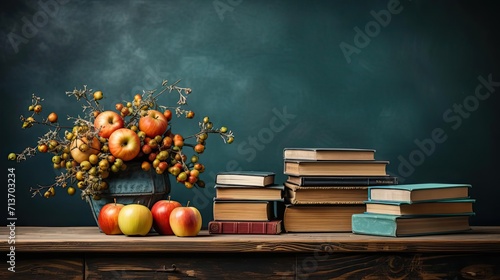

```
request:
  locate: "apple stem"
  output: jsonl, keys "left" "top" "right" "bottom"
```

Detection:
{"left": 168, "top": 195, "right": 171, "bottom": 202}
{"left": 186, "top": 201, "right": 190, "bottom": 207}
{"left": 113, "top": 198, "right": 117, "bottom": 205}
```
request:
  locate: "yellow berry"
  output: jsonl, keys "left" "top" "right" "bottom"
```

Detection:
{"left": 88, "top": 154, "right": 99, "bottom": 165}
{"left": 8, "top": 153, "right": 16, "bottom": 161}
{"left": 67, "top": 187, "right": 76, "bottom": 196}
{"left": 93, "top": 90, "right": 103, "bottom": 101}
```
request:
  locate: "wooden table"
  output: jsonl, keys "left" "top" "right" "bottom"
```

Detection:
{"left": 2, "top": 226, "right": 500, "bottom": 279}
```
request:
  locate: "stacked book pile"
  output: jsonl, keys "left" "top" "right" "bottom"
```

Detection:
{"left": 352, "top": 183, "right": 475, "bottom": 237}
{"left": 282, "top": 148, "right": 397, "bottom": 232}
{"left": 208, "top": 171, "right": 284, "bottom": 235}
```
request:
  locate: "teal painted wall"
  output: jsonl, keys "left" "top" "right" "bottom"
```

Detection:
{"left": 2, "top": 0, "right": 499, "bottom": 227}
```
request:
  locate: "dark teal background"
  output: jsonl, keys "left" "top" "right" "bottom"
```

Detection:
{"left": 2, "top": 0, "right": 499, "bottom": 227}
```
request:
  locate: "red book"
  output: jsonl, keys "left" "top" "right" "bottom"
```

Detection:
{"left": 208, "top": 220, "right": 282, "bottom": 235}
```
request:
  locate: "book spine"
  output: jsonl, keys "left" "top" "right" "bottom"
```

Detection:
{"left": 351, "top": 214, "right": 397, "bottom": 237}
{"left": 300, "top": 177, "right": 398, "bottom": 186}
{"left": 208, "top": 221, "right": 281, "bottom": 234}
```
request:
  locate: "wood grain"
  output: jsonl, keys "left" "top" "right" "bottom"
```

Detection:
{"left": 1, "top": 227, "right": 500, "bottom": 279}
{"left": 85, "top": 253, "right": 295, "bottom": 279}
{"left": 0, "top": 253, "right": 83, "bottom": 280}
{"left": 1, "top": 226, "right": 499, "bottom": 253}
{"left": 295, "top": 253, "right": 500, "bottom": 280}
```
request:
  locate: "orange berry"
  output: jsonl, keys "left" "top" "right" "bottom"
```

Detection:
{"left": 163, "top": 109, "right": 172, "bottom": 121}
{"left": 141, "top": 161, "right": 151, "bottom": 171}
{"left": 194, "top": 144, "right": 205, "bottom": 154}
{"left": 47, "top": 112, "right": 58, "bottom": 123}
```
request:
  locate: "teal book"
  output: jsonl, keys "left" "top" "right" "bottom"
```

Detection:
{"left": 351, "top": 213, "right": 474, "bottom": 237}
{"left": 368, "top": 183, "right": 471, "bottom": 203}
{"left": 364, "top": 198, "right": 475, "bottom": 216}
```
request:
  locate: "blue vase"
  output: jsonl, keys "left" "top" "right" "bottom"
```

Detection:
{"left": 87, "top": 161, "right": 171, "bottom": 227}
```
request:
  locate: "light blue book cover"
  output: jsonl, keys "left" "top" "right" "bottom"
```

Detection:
{"left": 351, "top": 212, "right": 474, "bottom": 237}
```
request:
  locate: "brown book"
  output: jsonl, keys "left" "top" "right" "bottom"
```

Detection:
{"left": 215, "top": 184, "right": 283, "bottom": 201}
{"left": 284, "top": 182, "right": 367, "bottom": 204}
{"left": 365, "top": 199, "right": 475, "bottom": 216}
{"left": 284, "top": 160, "right": 389, "bottom": 176}
{"left": 283, "top": 204, "right": 366, "bottom": 232}
{"left": 284, "top": 148, "right": 375, "bottom": 161}
{"left": 208, "top": 220, "right": 282, "bottom": 235}
{"left": 213, "top": 201, "right": 274, "bottom": 221}
{"left": 215, "top": 171, "right": 275, "bottom": 187}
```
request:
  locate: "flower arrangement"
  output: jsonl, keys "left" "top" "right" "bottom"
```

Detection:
{"left": 8, "top": 79, "right": 234, "bottom": 200}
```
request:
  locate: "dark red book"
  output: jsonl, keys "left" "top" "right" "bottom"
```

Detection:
{"left": 208, "top": 220, "right": 282, "bottom": 235}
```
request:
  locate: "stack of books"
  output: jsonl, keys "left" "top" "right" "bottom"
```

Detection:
{"left": 208, "top": 171, "right": 284, "bottom": 235}
{"left": 282, "top": 148, "right": 397, "bottom": 232}
{"left": 352, "top": 183, "right": 475, "bottom": 237}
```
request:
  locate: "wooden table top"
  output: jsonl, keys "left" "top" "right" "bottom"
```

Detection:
{"left": 2, "top": 226, "right": 499, "bottom": 253}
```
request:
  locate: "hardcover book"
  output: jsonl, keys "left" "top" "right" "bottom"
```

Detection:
{"left": 368, "top": 183, "right": 471, "bottom": 203}
{"left": 283, "top": 148, "right": 375, "bottom": 161}
{"left": 213, "top": 200, "right": 275, "bottom": 221}
{"left": 215, "top": 171, "right": 275, "bottom": 187}
{"left": 351, "top": 213, "right": 473, "bottom": 237}
{"left": 364, "top": 199, "right": 475, "bottom": 216}
{"left": 283, "top": 204, "right": 366, "bottom": 232}
{"left": 284, "top": 182, "right": 367, "bottom": 204}
{"left": 215, "top": 184, "right": 284, "bottom": 201}
{"left": 287, "top": 175, "right": 398, "bottom": 186}
{"left": 208, "top": 220, "right": 282, "bottom": 235}
{"left": 284, "top": 160, "right": 389, "bottom": 176}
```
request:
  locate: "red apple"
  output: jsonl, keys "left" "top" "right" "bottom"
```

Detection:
{"left": 108, "top": 128, "right": 141, "bottom": 161}
{"left": 139, "top": 109, "right": 168, "bottom": 138}
{"left": 118, "top": 204, "right": 153, "bottom": 236}
{"left": 97, "top": 202, "right": 124, "bottom": 235}
{"left": 151, "top": 199, "right": 182, "bottom": 235}
{"left": 94, "top": 110, "right": 124, "bottom": 138}
{"left": 169, "top": 202, "right": 202, "bottom": 237}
